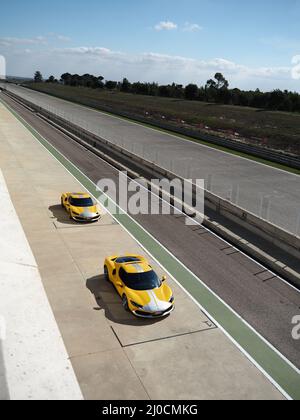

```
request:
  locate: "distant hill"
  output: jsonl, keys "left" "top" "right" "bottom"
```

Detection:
{"left": 2, "top": 76, "right": 33, "bottom": 83}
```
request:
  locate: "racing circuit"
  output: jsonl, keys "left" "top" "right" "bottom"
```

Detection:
{"left": 0, "top": 85, "right": 300, "bottom": 400}
{"left": 4, "top": 83, "right": 300, "bottom": 236}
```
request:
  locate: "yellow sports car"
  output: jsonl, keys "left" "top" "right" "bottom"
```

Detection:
{"left": 61, "top": 192, "right": 101, "bottom": 222}
{"left": 104, "top": 255, "right": 175, "bottom": 318}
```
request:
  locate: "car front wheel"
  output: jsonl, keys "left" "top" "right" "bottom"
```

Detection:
{"left": 104, "top": 266, "right": 110, "bottom": 282}
{"left": 122, "top": 295, "right": 129, "bottom": 312}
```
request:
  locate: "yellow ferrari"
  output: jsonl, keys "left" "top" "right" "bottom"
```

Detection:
{"left": 61, "top": 192, "right": 101, "bottom": 222}
{"left": 104, "top": 255, "right": 175, "bottom": 318}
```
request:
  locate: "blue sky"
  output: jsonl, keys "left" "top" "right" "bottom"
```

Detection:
{"left": 1, "top": 0, "right": 300, "bottom": 90}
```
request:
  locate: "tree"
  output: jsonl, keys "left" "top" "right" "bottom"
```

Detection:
{"left": 185, "top": 84, "right": 199, "bottom": 100}
{"left": 268, "top": 90, "right": 286, "bottom": 110}
{"left": 60, "top": 73, "right": 72, "bottom": 85}
{"left": 121, "top": 78, "right": 131, "bottom": 92}
{"left": 97, "top": 76, "right": 104, "bottom": 89}
{"left": 131, "top": 82, "right": 150, "bottom": 95}
{"left": 149, "top": 82, "right": 159, "bottom": 96}
{"left": 46, "top": 75, "right": 56, "bottom": 83}
{"left": 159, "top": 85, "right": 173, "bottom": 97}
{"left": 214, "top": 73, "right": 229, "bottom": 90}
{"left": 105, "top": 80, "right": 118, "bottom": 90}
{"left": 205, "top": 73, "right": 229, "bottom": 103}
{"left": 205, "top": 79, "right": 217, "bottom": 102}
{"left": 70, "top": 74, "right": 81, "bottom": 87}
{"left": 34, "top": 71, "right": 43, "bottom": 83}
{"left": 50, "top": 71, "right": 300, "bottom": 113}
{"left": 205, "top": 79, "right": 217, "bottom": 90}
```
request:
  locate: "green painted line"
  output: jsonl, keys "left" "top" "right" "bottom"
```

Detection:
{"left": 2, "top": 97, "right": 300, "bottom": 400}
{"left": 22, "top": 85, "right": 300, "bottom": 176}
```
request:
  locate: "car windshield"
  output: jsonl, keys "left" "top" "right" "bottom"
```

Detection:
{"left": 119, "top": 268, "right": 161, "bottom": 291}
{"left": 69, "top": 197, "right": 94, "bottom": 207}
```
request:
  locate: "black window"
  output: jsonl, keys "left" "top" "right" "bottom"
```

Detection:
{"left": 116, "top": 257, "right": 141, "bottom": 264}
{"left": 119, "top": 268, "right": 161, "bottom": 291}
{"left": 69, "top": 197, "right": 94, "bottom": 207}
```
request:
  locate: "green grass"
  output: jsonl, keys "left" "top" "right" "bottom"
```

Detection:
{"left": 23, "top": 83, "right": 300, "bottom": 174}
{"left": 3, "top": 95, "right": 300, "bottom": 400}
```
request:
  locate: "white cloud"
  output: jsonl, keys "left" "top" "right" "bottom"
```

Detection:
{"left": 291, "top": 55, "right": 300, "bottom": 80}
{"left": 183, "top": 23, "right": 202, "bottom": 32}
{"left": 56, "top": 35, "right": 71, "bottom": 42}
{"left": 59, "top": 47, "right": 113, "bottom": 55}
{"left": 154, "top": 21, "right": 202, "bottom": 33}
{"left": 0, "top": 36, "right": 47, "bottom": 47}
{"left": 2, "top": 45, "right": 297, "bottom": 90}
{"left": 292, "top": 55, "right": 300, "bottom": 65}
{"left": 0, "top": 34, "right": 71, "bottom": 48}
{"left": 51, "top": 48, "right": 291, "bottom": 84}
{"left": 155, "top": 21, "right": 178, "bottom": 31}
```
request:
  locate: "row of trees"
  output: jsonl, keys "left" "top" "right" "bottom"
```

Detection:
{"left": 33, "top": 71, "right": 300, "bottom": 113}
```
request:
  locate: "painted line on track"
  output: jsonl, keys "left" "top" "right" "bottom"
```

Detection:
{"left": 64, "top": 122, "right": 300, "bottom": 296}
{"left": 1, "top": 97, "right": 300, "bottom": 400}
{"left": 5, "top": 85, "right": 300, "bottom": 177}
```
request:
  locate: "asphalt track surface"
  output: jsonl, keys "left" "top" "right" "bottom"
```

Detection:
{"left": 2, "top": 93, "right": 300, "bottom": 373}
{"left": 3, "top": 83, "right": 300, "bottom": 236}
{"left": 0, "top": 102, "right": 291, "bottom": 400}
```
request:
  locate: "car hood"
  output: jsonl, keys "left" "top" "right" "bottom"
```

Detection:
{"left": 127, "top": 284, "right": 173, "bottom": 311}
{"left": 70, "top": 205, "right": 99, "bottom": 215}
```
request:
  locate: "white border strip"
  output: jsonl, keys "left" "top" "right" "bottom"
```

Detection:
{"left": 7, "top": 83, "right": 300, "bottom": 178}
{"left": 3, "top": 101, "right": 299, "bottom": 400}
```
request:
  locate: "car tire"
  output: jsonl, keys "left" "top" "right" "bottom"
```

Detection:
{"left": 122, "top": 295, "right": 129, "bottom": 312}
{"left": 61, "top": 198, "right": 64, "bottom": 208}
{"left": 104, "top": 266, "right": 110, "bottom": 282}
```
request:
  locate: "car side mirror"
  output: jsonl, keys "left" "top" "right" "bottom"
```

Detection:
{"left": 162, "top": 276, "right": 167, "bottom": 282}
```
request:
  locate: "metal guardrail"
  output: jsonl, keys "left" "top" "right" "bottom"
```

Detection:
{"left": 4, "top": 89, "right": 300, "bottom": 287}
{"left": 104, "top": 109, "right": 300, "bottom": 169}
{"left": 19, "top": 84, "right": 300, "bottom": 170}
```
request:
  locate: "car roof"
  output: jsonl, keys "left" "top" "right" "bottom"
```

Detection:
{"left": 115, "top": 256, "right": 141, "bottom": 264}
{"left": 115, "top": 256, "right": 152, "bottom": 274}
{"left": 70, "top": 193, "right": 91, "bottom": 199}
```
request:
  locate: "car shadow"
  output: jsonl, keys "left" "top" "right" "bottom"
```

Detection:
{"left": 48, "top": 204, "right": 79, "bottom": 226}
{"left": 86, "top": 275, "right": 164, "bottom": 326}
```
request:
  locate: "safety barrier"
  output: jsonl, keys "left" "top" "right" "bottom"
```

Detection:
{"left": 4, "top": 89, "right": 300, "bottom": 287}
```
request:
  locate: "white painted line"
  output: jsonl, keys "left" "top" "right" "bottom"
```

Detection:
{"left": 5, "top": 106, "right": 297, "bottom": 400}
{"left": 76, "top": 133, "right": 300, "bottom": 295}
{"left": 7, "top": 88, "right": 300, "bottom": 294}
{"left": 0, "top": 169, "right": 83, "bottom": 400}
{"left": 19, "top": 97, "right": 299, "bottom": 297}
{"left": 8, "top": 84, "right": 300, "bottom": 178}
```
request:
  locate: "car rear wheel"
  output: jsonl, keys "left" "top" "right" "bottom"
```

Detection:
{"left": 122, "top": 295, "right": 129, "bottom": 312}
{"left": 61, "top": 198, "right": 64, "bottom": 208}
{"left": 104, "top": 266, "right": 110, "bottom": 282}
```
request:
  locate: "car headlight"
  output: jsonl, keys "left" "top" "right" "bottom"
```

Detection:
{"left": 169, "top": 296, "right": 175, "bottom": 303}
{"left": 130, "top": 301, "right": 144, "bottom": 309}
